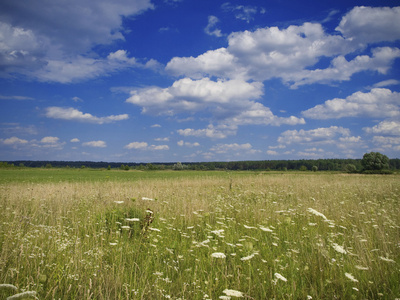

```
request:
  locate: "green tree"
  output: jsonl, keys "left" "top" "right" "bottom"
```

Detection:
{"left": 312, "top": 165, "right": 318, "bottom": 172}
{"left": 361, "top": 152, "right": 389, "bottom": 171}
{"left": 344, "top": 164, "right": 357, "bottom": 173}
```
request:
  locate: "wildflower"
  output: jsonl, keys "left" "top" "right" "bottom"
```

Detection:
{"left": 211, "top": 229, "right": 224, "bottom": 237}
{"left": 114, "top": 201, "right": 124, "bottom": 204}
{"left": 274, "top": 273, "right": 287, "bottom": 282}
{"left": 332, "top": 243, "right": 347, "bottom": 254}
{"left": 223, "top": 289, "right": 243, "bottom": 297}
{"left": 6, "top": 291, "right": 37, "bottom": 299}
{"left": 125, "top": 218, "right": 140, "bottom": 222}
{"left": 307, "top": 208, "right": 327, "bottom": 220}
{"left": 379, "top": 256, "right": 395, "bottom": 263}
{"left": 121, "top": 226, "right": 130, "bottom": 230}
{"left": 149, "top": 227, "right": 161, "bottom": 232}
{"left": 109, "top": 242, "right": 117, "bottom": 246}
{"left": 241, "top": 253, "right": 256, "bottom": 261}
{"left": 219, "top": 297, "right": 231, "bottom": 300}
{"left": 355, "top": 265, "right": 369, "bottom": 270}
{"left": 259, "top": 226, "right": 273, "bottom": 232}
{"left": 211, "top": 252, "right": 226, "bottom": 258}
{"left": 142, "top": 197, "right": 154, "bottom": 201}
{"left": 0, "top": 284, "right": 18, "bottom": 291}
{"left": 345, "top": 273, "right": 358, "bottom": 282}
{"left": 243, "top": 225, "right": 256, "bottom": 229}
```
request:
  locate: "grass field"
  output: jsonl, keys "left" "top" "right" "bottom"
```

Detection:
{"left": 0, "top": 169, "right": 399, "bottom": 299}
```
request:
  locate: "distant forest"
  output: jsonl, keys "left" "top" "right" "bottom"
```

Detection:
{"left": 2, "top": 158, "right": 400, "bottom": 171}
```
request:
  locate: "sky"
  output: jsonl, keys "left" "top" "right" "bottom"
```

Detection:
{"left": 0, "top": 0, "right": 400, "bottom": 163}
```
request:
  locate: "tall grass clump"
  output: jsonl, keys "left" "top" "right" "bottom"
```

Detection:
{"left": 0, "top": 171, "right": 399, "bottom": 299}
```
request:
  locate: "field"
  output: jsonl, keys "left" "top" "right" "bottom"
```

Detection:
{"left": 0, "top": 169, "right": 399, "bottom": 299}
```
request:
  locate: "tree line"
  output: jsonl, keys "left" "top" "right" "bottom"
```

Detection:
{"left": 1, "top": 154, "right": 399, "bottom": 172}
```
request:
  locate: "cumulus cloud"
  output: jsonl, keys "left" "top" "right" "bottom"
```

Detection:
{"left": 0, "top": 0, "right": 154, "bottom": 82}
{"left": 124, "top": 141, "right": 169, "bottom": 150}
{"left": 167, "top": 7, "right": 400, "bottom": 87}
{"left": 302, "top": 88, "right": 400, "bottom": 119}
{"left": 278, "top": 126, "right": 351, "bottom": 145}
{"left": 40, "top": 136, "right": 60, "bottom": 144}
{"left": 45, "top": 107, "right": 129, "bottom": 124}
{"left": 210, "top": 143, "right": 253, "bottom": 153}
{"left": 364, "top": 120, "right": 400, "bottom": 136}
{"left": 127, "top": 77, "right": 303, "bottom": 127}
{"left": 1, "top": 136, "right": 28, "bottom": 145}
{"left": 336, "top": 6, "right": 400, "bottom": 44}
{"left": 177, "top": 124, "right": 238, "bottom": 139}
{"left": 82, "top": 141, "right": 107, "bottom": 148}
{"left": 70, "top": 138, "right": 80, "bottom": 143}
{"left": 177, "top": 140, "right": 200, "bottom": 147}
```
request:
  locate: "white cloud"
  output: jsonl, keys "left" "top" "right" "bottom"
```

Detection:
{"left": 210, "top": 143, "right": 252, "bottom": 153}
{"left": 167, "top": 7, "right": 400, "bottom": 87}
{"left": 266, "top": 150, "right": 278, "bottom": 155}
{"left": 221, "top": 3, "right": 262, "bottom": 23}
{"left": 302, "top": 88, "right": 400, "bottom": 119}
{"left": 0, "top": 94, "right": 34, "bottom": 100}
{"left": 364, "top": 120, "right": 400, "bottom": 136}
{"left": 155, "top": 137, "right": 169, "bottom": 142}
{"left": 0, "top": 0, "right": 154, "bottom": 81}
{"left": 45, "top": 107, "right": 129, "bottom": 124}
{"left": 125, "top": 142, "right": 148, "bottom": 150}
{"left": 204, "top": 16, "right": 223, "bottom": 37}
{"left": 70, "top": 138, "right": 80, "bottom": 143}
{"left": 127, "top": 77, "right": 303, "bottom": 127}
{"left": 1, "top": 136, "right": 28, "bottom": 145}
{"left": 278, "top": 126, "right": 351, "bottom": 145}
{"left": 177, "top": 140, "right": 200, "bottom": 147}
{"left": 40, "top": 136, "right": 59, "bottom": 144}
{"left": 336, "top": 6, "right": 400, "bottom": 44}
{"left": 82, "top": 141, "right": 107, "bottom": 148}
{"left": 124, "top": 141, "right": 169, "bottom": 151}
{"left": 372, "top": 136, "right": 400, "bottom": 147}
{"left": 373, "top": 79, "right": 400, "bottom": 88}
{"left": 177, "top": 124, "right": 237, "bottom": 139}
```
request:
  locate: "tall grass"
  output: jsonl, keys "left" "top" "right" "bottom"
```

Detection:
{"left": 0, "top": 171, "right": 399, "bottom": 299}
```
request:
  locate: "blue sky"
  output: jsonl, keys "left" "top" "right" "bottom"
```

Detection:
{"left": 1, "top": 0, "right": 400, "bottom": 163}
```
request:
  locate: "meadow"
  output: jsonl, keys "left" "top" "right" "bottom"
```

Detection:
{"left": 0, "top": 169, "right": 399, "bottom": 299}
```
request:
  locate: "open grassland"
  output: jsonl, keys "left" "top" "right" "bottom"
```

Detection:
{"left": 0, "top": 169, "right": 399, "bottom": 299}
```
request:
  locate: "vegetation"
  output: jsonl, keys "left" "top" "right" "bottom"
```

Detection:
{"left": 2, "top": 156, "right": 400, "bottom": 172}
{"left": 0, "top": 169, "right": 399, "bottom": 299}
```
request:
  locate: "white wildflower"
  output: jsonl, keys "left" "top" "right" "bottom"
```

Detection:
{"left": 241, "top": 253, "right": 257, "bottom": 261}
{"left": 355, "top": 265, "right": 369, "bottom": 270}
{"left": 332, "top": 243, "right": 347, "bottom": 254}
{"left": 142, "top": 197, "right": 154, "bottom": 201}
{"left": 211, "top": 252, "right": 226, "bottom": 259}
{"left": 379, "top": 256, "right": 395, "bottom": 263}
{"left": 274, "top": 273, "right": 287, "bottom": 282}
{"left": 125, "top": 218, "right": 140, "bottom": 222}
{"left": 6, "top": 291, "right": 37, "bottom": 299}
{"left": 211, "top": 229, "right": 224, "bottom": 237}
{"left": 223, "top": 289, "right": 243, "bottom": 297}
{"left": 0, "top": 284, "right": 18, "bottom": 291}
{"left": 149, "top": 227, "right": 161, "bottom": 232}
{"left": 219, "top": 296, "right": 231, "bottom": 300}
{"left": 345, "top": 272, "right": 358, "bottom": 282}
{"left": 109, "top": 242, "right": 117, "bottom": 246}
{"left": 307, "top": 296, "right": 312, "bottom": 299}
{"left": 114, "top": 201, "right": 124, "bottom": 204}
{"left": 307, "top": 208, "right": 327, "bottom": 220}
{"left": 121, "top": 226, "right": 130, "bottom": 230}
{"left": 353, "top": 287, "right": 359, "bottom": 292}
{"left": 243, "top": 225, "right": 256, "bottom": 229}
{"left": 259, "top": 226, "right": 273, "bottom": 232}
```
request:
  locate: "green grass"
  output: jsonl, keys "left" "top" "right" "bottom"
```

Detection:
{"left": 0, "top": 169, "right": 399, "bottom": 299}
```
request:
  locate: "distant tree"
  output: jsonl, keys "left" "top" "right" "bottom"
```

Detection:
{"left": 45, "top": 163, "right": 52, "bottom": 169}
{"left": 344, "top": 164, "right": 357, "bottom": 173}
{"left": 173, "top": 162, "right": 184, "bottom": 170}
{"left": 107, "top": 165, "right": 111, "bottom": 170}
{"left": 299, "top": 165, "right": 308, "bottom": 171}
{"left": 312, "top": 165, "right": 318, "bottom": 172}
{"left": 361, "top": 152, "right": 389, "bottom": 171}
